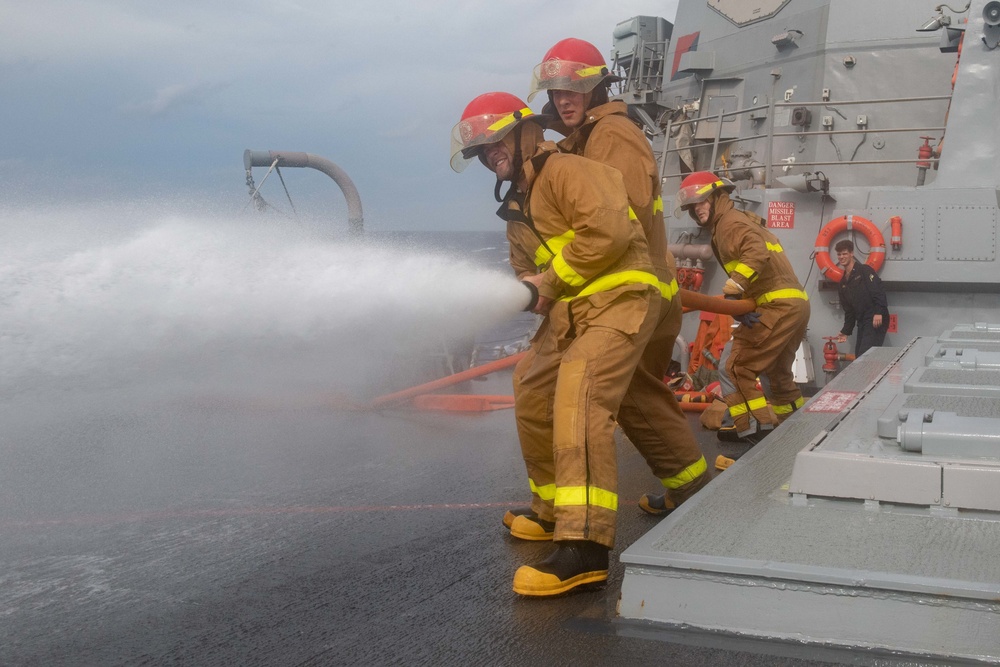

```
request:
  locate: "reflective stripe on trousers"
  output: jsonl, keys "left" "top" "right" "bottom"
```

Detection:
{"left": 658, "top": 455, "right": 707, "bottom": 490}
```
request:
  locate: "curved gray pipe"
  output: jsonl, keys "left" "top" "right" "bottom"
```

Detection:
{"left": 244, "top": 150, "right": 363, "bottom": 235}
{"left": 668, "top": 243, "right": 714, "bottom": 261}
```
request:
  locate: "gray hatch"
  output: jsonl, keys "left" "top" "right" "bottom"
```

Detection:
{"left": 618, "top": 326, "right": 1000, "bottom": 663}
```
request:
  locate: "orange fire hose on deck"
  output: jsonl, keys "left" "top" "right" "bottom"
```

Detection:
{"left": 679, "top": 289, "right": 757, "bottom": 316}
{"left": 367, "top": 287, "right": 745, "bottom": 413}
{"left": 410, "top": 394, "right": 515, "bottom": 412}
{"left": 366, "top": 351, "right": 527, "bottom": 410}
{"left": 365, "top": 349, "right": 714, "bottom": 414}
{"left": 675, "top": 391, "right": 713, "bottom": 411}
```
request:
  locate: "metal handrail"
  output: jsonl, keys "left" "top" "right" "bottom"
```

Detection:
{"left": 654, "top": 94, "right": 952, "bottom": 185}
{"left": 774, "top": 95, "right": 951, "bottom": 107}
{"left": 243, "top": 149, "right": 364, "bottom": 235}
{"left": 773, "top": 127, "right": 947, "bottom": 138}
{"left": 615, "top": 39, "right": 670, "bottom": 94}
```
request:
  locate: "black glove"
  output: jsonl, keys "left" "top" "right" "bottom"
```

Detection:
{"left": 736, "top": 311, "right": 761, "bottom": 328}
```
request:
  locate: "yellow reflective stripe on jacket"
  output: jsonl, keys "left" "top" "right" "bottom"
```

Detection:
{"left": 629, "top": 198, "right": 663, "bottom": 217}
{"left": 529, "top": 478, "right": 556, "bottom": 501}
{"left": 534, "top": 246, "right": 554, "bottom": 267}
{"left": 487, "top": 107, "right": 534, "bottom": 133}
{"left": 755, "top": 288, "right": 809, "bottom": 305}
{"left": 661, "top": 456, "right": 708, "bottom": 490}
{"left": 628, "top": 202, "right": 680, "bottom": 301}
{"left": 773, "top": 396, "right": 806, "bottom": 415}
{"left": 558, "top": 270, "right": 660, "bottom": 301}
{"left": 552, "top": 251, "right": 587, "bottom": 286}
{"left": 729, "top": 395, "right": 768, "bottom": 417}
{"left": 723, "top": 242, "right": 784, "bottom": 282}
{"left": 534, "top": 230, "right": 575, "bottom": 267}
{"left": 724, "top": 260, "right": 758, "bottom": 282}
{"left": 555, "top": 485, "right": 618, "bottom": 512}
{"left": 659, "top": 278, "right": 679, "bottom": 301}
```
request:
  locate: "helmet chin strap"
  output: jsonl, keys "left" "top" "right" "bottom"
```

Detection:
{"left": 494, "top": 124, "right": 525, "bottom": 203}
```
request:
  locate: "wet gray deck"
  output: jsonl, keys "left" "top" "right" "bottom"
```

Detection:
{"left": 619, "top": 338, "right": 1000, "bottom": 663}
{"left": 2, "top": 335, "right": 975, "bottom": 666}
{"left": 0, "top": 352, "right": 837, "bottom": 667}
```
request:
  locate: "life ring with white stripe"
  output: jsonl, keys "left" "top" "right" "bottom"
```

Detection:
{"left": 813, "top": 214, "right": 885, "bottom": 282}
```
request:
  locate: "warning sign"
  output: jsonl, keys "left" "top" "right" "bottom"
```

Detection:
{"left": 767, "top": 201, "right": 795, "bottom": 229}
{"left": 804, "top": 391, "right": 858, "bottom": 413}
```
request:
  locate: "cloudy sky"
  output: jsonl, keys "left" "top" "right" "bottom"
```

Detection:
{"left": 1, "top": 1, "right": 679, "bottom": 232}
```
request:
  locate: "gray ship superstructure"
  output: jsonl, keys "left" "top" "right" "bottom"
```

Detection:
{"left": 611, "top": 0, "right": 1000, "bottom": 386}
{"left": 611, "top": 1, "right": 1000, "bottom": 661}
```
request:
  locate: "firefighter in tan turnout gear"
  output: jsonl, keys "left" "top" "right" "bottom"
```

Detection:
{"left": 527, "top": 37, "right": 710, "bottom": 516}
{"left": 676, "top": 172, "right": 810, "bottom": 443}
{"left": 450, "top": 92, "right": 660, "bottom": 596}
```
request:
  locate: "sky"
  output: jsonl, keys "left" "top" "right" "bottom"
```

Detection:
{"left": 0, "top": 0, "right": 679, "bottom": 232}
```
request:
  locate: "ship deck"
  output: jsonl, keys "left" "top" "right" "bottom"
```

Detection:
{"left": 1, "top": 340, "right": 988, "bottom": 666}
{"left": 620, "top": 338, "right": 1000, "bottom": 664}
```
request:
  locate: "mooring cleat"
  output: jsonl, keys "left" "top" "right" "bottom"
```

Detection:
{"left": 512, "top": 540, "right": 609, "bottom": 597}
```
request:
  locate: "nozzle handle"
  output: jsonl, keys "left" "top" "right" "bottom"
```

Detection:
{"left": 521, "top": 281, "right": 539, "bottom": 312}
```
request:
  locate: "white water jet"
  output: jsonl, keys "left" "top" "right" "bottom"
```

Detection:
{"left": 1, "top": 204, "right": 529, "bottom": 399}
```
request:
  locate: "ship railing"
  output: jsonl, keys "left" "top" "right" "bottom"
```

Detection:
{"left": 613, "top": 39, "right": 670, "bottom": 94}
{"left": 656, "top": 95, "right": 951, "bottom": 187}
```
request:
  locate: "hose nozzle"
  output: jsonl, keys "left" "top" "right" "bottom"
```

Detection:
{"left": 520, "top": 280, "right": 539, "bottom": 312}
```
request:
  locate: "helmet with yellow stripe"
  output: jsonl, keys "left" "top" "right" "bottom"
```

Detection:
{"left": 450, "top": 92, "right": 535, "bottom": 173}
{"left": 527, "top": 38, "right": 621, "bottom": 102}
{"left": 674, "top": 171, "right": 735, "bottom": 218}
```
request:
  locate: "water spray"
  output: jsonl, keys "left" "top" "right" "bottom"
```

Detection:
{"left": 1, "top": 208, "right": 537, "bottom": 398}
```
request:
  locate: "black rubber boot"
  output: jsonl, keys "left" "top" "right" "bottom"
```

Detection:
{"left": 718, "top": 425, "right": 770, "bottom": 445}
{"left": 741, "top": 428, "right": 769, "bottom": 445}
{"left": 512, "top": 540, "right": 609, "bottom": 597}
{"left": 716, "top": 425, "right": 744, "bottom": 442}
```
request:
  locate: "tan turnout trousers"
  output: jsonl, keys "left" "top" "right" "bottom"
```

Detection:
{"left": 513, "top": 284, "right": 659, "bottom": 548}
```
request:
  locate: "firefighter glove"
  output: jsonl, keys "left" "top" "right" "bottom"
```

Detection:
{"left": 736, "top": 311, "right": 761, "bottom": 328}
{"left": 722, "top": 278, "right": 745, "bottom": 296}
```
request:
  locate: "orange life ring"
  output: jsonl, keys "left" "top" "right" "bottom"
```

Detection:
{"left": 813, "top": 214, "right": 885, "bottom": 282}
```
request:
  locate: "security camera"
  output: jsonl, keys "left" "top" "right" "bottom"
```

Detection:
{"left": 985, "top": 0, "right": 1000, "bottom": 27}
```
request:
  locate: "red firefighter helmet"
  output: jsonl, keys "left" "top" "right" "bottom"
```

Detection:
{"left": 674, "top": 171, "right": 735, "bottom": 217}
{"left": 450, "top": 92, "right": 535, "bottom": 173}
{"left": 527, "top": 38, "right": 620, "bottom": 102}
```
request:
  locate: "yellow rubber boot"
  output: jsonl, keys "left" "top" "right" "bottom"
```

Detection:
{"left": 502, "top": 507, "right": 532, "bottom": 529}
{"left": 512, "top": 540, "right": 609, "bottom": 597}
{"left": 509, "top": 514, "right": 555, "bottom": 541}
{"left": 716, "top": 455, "right": 736, "bottom": 471}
